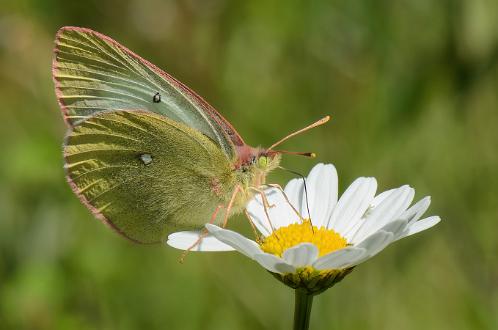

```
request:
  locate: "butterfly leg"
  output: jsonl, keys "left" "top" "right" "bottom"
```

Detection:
{"left": 179, "top": 204, "right": 224, "bottom": 263}
{"left": 222, "top": 185, "right": 243, "bottom": 228}
{"left": 249, "top": 187, "right": 273, "bottom": 209}
{"left": 244, "top": 209, "right": 263, "bottom": 243}
{"left": 249, "top": 187, "right": 277, "bottom": 233}
{"left": 262, "top": 183, "right": 305, "bottom": 222}
{"left": 264, "top": 183, "right": 314, "bottom": 232}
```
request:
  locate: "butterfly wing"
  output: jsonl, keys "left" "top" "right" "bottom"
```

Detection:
{"left": 53, "top": 26, "right": 244, "bottom": 158}
{"left": 64, "top": 110, "right": 235, "bottom": 243}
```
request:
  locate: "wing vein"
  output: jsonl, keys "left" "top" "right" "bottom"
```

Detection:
{"left": 70, "top": 164, "right": 138, "bottom": 181}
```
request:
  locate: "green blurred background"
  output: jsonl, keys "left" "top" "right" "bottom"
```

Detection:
{"left": 0, "top": 0, "right": 497, "bottom": 329}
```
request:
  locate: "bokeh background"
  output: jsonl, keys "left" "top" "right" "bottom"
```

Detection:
{"left": 1, "top": 1, "right": 497, "bottom": 329}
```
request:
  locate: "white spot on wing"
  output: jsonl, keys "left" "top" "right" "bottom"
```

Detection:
{"left": 140, "top": 153, "right": 153, "bottom": 165}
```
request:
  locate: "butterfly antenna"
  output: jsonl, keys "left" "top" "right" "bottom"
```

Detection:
{"left": 271, "top": 150, "right": 316, "bottom": 158}
{"left": 268, "top": 115, "right": 330, "bottom": 151}
{"left": 278, "top": 166, "right": 314, "bottom": 232}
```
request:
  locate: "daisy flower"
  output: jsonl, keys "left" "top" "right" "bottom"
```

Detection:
{"left": 168, "top": 163, "right": 440, "bottom": 293}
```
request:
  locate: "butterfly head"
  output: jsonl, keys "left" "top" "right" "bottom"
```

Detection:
{"left": 236, "top": 147, "right": 280, "bottom": 172}
{"left": 234, "top": 147, "right": 281, "bottom": 189}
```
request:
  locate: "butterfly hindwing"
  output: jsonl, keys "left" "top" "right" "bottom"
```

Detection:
{"left": 53, "top": 26, "right": 244, "bottom": 158}
{"left": 64, "top": 110, "right": 234, "bottom": 243}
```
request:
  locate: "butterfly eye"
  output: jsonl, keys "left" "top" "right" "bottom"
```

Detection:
{"left": 258, "top": 156, "right": 268, "bottom": 168}
{"left": 153, "top": 92, "right": 161, "bottom": 103}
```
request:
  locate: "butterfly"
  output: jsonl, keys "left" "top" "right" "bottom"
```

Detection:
{"left": 52, "top": 27, "right": 329, "bottom": 244}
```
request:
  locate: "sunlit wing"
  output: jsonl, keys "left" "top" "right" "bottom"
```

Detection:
{"left": 53, "top": 26, "right": 244, "bottom": 158}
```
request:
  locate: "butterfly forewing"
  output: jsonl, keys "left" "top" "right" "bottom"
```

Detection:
{"left": 64, "top": 110, "right": 234, "bottom": 243}
{"left": 53, "top": 26, "right": 244, "bottom": 158}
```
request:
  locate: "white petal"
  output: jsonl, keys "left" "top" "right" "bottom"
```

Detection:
{"left": 352, "top": 230, "right": 394, "bottom": 265}
{"left": 166, "top": 231, "right": 235, "bottom": 251}
{"left": 205, "top": 224, "right": 261, "bottom": 258}
{"left": 400, "top": 196, "right": 431, "bottom": 225}
{"left": 350, "top": 218, "right": 407, "bottom": 258}
{"left": 404, "top": 216, "right": 441, "bottom": 237}
{"left": 284, "top": 178, "right": 304, "bottom": 210}
{"left": 369, "top": 188, "right": 396, "bottom": 207}
{"left": 356, "top": 230, "right": 393, "bottom": 251}
{"left": 350, "top": 185, "right": 414, "bottom": 243}
{"left": 282, "top": 243, "right": 319, "bottom": 267}
{"left": 381, "top": 219, "right": 410, "bottom": 238}
{"left": 306, "top": 164, "right": 338, "bottom": 228}
{"left": 253, "top": 253, "right": 296, "bottom": 274}
{"left": 328, "top": 177, "right": 377, "bottom": 234}
{"left": 313, "top": 247, "right": 366, "bottom": 270}
{"left": 247, "top": 188, "right": 300, "bottom": 234}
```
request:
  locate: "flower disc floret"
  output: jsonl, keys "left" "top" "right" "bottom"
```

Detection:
{"left": 260, "top": 220, "right": 348, "bottom": 258}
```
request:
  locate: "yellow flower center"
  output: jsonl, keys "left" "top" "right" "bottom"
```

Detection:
{"left": 260, "top": 219, "right": 348, "bottom": 257}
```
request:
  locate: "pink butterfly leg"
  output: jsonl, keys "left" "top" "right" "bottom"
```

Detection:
{"left": 264, "top": 183, "right": 313, "bottom": 232}
{"left": 244, "top": 209, "right": 263, "bottom": 243}
{"left": 221, "top": 184, "right": 243, "bottom": 228}
{"left": 179, "top": 204, "right": 224, "bottom": 262}
{"left": 263, "top": 183, "right": 304, "bottom": 222}
{"left": 249, "top": 187, "right": 278, "bottom": 233}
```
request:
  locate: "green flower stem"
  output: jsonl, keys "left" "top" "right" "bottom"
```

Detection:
{"left": 293, "top": 289, "right": 314, "bottom": 330}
